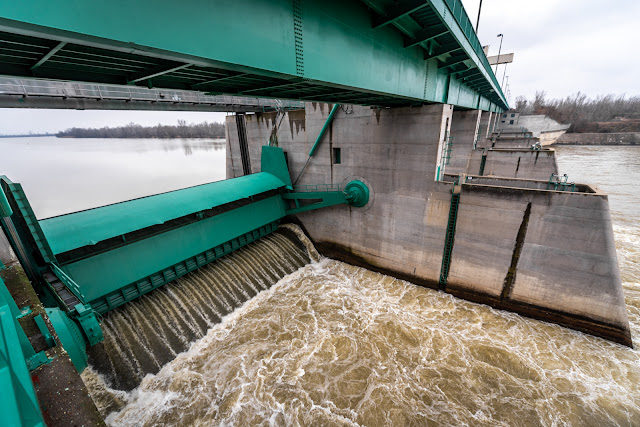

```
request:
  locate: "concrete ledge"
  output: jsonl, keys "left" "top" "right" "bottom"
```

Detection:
{"left": 482, "top": 149, "right": 558, "bottom": 180}
{"left": 446, "top": 184, "right": 631, "bottom": 346}
{"left": 443, "top": 174, "right": 596, "bottom": 193}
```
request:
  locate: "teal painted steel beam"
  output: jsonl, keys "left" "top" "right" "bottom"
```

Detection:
{"left": 309, "top": 104, "right": 340, "bottom": 157}
{"left": 282, "top": 191, "right": 348, "bottom": 215}
{"left": 0, "top": 185, "right": 12, "bottom": 218}
{"left": 0, "top": 277, "right": 47, "bottom": 426}
{"left": 424, "top": 45, "right": 461, "bottom": 60}
{"left": 1, "top": 177, "right": 56, "bottom": 265}
{"left": 60, "top": 195, "right": 287, "bottom": 304}
{"left": 428, "top": 0, "right": 507, "bottom": 105}
{"left": 454, "top": 68, "right": 478, "bottom": 78}
{"left": 0, "top": 0, "right": 506, "bottom": 111}
{"left": 191, "top": 72, "right": 249, "bottom": 88}
{"left": 442, "top": 57, "right": 470, "bottom": 69}
{"left": 127, "top": 63, "right": 191, "bottom": 85}
{"left": 372, "top": 0, "right": 430, "bottom": 28}
{"left": 282, "top": 180, "right": 369, "bottom": 215}
{"left": 404, "top": 28, "right": 449, "bottom": 48}
{"left": 87, "top": 221, "right": 280, "bottom": 315}
{"left": 30, "top": 40, "right": 66, "bottom": 71}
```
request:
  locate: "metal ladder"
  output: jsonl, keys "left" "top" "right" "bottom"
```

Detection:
{"left": 439, "top": 183, "right": 461, "bottom": 290}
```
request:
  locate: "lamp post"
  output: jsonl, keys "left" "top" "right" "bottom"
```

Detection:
{"left": 495, "top": 34, "right": 504, "bottom": 75}
{"left": 475, "top": 0, "right": 483, "bottom": 32}
{"left": 502, "top": 63, "right": 508, "bottom": 88}
{"left": 504, "top": 76, "right": 510, "bottom": 102}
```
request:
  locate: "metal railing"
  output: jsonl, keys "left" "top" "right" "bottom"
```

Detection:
{"left": 546, "top": 174, "right": 576, "bottom": 192}
{"left": 0, "top": 77, "right": 305, "bottom": 110}
{"left": 293, "top": 183, "right": 342, "bottom": 193}
{"left": 50, "top": 263, "right": 86, "bottom": 303}
{"left": 442, "top": 0, "right": 507, "bottom": 103}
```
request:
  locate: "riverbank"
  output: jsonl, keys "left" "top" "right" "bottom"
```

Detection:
{"left": 554, "top": 132, "right": 640, "bottom": 145}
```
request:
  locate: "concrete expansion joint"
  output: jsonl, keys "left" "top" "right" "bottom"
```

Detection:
{"left": 500, "top": 202, "right": 532, "bottom": 301}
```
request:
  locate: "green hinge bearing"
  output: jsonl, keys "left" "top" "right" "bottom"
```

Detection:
{"left": 344, "top": 180, "right": 369, "bottom": 208}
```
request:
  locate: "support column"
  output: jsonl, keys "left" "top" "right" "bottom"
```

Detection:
{"left": 445, "top": 109, "right": 482, "bottom": 175}
{"left": 479, "top": 111, "right": 493, "bottom": 140}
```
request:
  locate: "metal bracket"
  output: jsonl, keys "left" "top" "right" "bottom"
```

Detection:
{"left": 34, "top": 314, "right": 55, "bottom": 348}
{"left": 282, "top": 180, "right": 369, "bottom": 215}
{"left": 25, "top": 350, "right": 51, "bottom": 371}
{"left": 73, "top": 304, "right": 103, "bottom": 346}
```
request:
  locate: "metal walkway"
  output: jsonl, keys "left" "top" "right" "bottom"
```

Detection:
{"left": 0, "top": 77, "right": 304, "bottom": 112}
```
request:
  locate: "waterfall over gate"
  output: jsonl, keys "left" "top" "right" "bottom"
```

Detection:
{"left": 87, "top": 228, "right": 311, "bottom": 390}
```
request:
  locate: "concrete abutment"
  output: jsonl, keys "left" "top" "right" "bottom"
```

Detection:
{"left": 226, "top": 102, "right": 632, "bottom": 346}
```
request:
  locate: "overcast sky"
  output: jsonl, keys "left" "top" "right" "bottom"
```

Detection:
{"left": 462, "top": 0, "right": 640, "bottom": 103}
{"left": 1, "top": 0, "right": 638, "bottom": 134}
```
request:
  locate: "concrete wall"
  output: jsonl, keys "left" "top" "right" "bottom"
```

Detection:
{"left": 227, "top": 103, "right": 631, "bottom": 345}
{"left": 227, "top": 103, "right": 454, "bottom": 284}
{"left": 446, "top": 110, "right": 481, "bottom": 175}
{"left": 0, "top": 227, "right": 16, "bottom": 266}
{"left": 446, "top": 184, "right": 629, "bottom": 343}
{"left": 443, "top": 174, "right": 595, "bottom": 193}
{"left": 539, "top": 130, "right": 568, "bottom": 146}
{"left": 479, "top": 111, "right": 493, "bottom": 140}
{"left": 497, "top": 113, "right": 570, "bottom": 136}
{"left": 481, "top": 149, "right": 558, "bottom": 180}
{"left": 488, "top": 138, "right": 539, "bottom": 149}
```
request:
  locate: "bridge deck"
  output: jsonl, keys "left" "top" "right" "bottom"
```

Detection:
{"left": 0, "top": 0, "right": 506, "bottom": 111}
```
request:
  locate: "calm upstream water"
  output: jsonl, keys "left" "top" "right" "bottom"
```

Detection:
{"left": 2, "top": 138, "right": 639, "bottom": 425}
{"left": 0, "top": 136, "right": 226, "bottom": 219}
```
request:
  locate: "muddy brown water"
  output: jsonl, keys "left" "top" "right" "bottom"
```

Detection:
{"left": 4, "top": 138, "right": 638, "bottom": 425}
{"left": 86, "top": 208, "right": 640, "bottom": 425}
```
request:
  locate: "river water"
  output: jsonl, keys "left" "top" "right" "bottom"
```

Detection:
{"left": 1, "top": 138, "right": 639, "bottom": 425}
{"left": 0, "top": 137, "right": 226, "bottom": 218}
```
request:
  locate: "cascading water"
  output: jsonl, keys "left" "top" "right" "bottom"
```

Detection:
{"left": 85, "top": 229, "right": 311, "bottom": 392}
{"left": 84, "top": 219, "right": 640, "bottom": 426}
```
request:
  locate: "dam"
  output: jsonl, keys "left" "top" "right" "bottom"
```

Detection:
{"left": 0, "top": 0, "right": 637, "bottom": 425}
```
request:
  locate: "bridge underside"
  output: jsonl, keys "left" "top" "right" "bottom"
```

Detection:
{"left": 0, "top": 0, "right": 506, "bottom": 111}
{"left": 0, "top": 77, "right": 304, "bottom": 112}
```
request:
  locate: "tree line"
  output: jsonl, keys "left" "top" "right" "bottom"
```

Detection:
{"left": 57, "top": 120, "right": 226, "bottom": 139}
{"left": 513, "top": 92, "right": 640, "bottom": 133}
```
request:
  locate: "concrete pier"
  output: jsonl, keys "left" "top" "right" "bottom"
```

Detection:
{"left": 479, "top": 111, "right": 493, "bottom": 140}
{"left": 227, "top": 103, "right": 632, "bottom": 346}
{"left": 446, "top": 110, "right": 482, "bottom": 175}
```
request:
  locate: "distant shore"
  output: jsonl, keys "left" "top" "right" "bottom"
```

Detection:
{"left": 55, "top": 136, "right": 225, "bottom": 139}
{"left": 553, "top": 132, "right": 640, "bottom": 146}
{"left": 56, "top": 121, "right": 225, "bottom": 139}
{"left": 0, "top": 134, "right": 55, "bottom": 138}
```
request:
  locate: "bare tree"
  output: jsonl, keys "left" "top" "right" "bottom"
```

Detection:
{"left": 513, "top": 91, "right": 640, "bottom": 133}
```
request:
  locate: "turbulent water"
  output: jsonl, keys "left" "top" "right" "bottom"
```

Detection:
{"left": 83, "top": 147, "right": 640, "bottom": 426}
{"left": 86, "top": 230, "right": 311, "bottom": 392}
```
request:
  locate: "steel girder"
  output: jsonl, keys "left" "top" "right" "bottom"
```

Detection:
{"left": 0, "top": 0, "right": 506, "bottom": 111}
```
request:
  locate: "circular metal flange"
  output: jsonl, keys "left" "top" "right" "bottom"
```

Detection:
{"left": 345, "top": 180, "right": 370, "bottom": 207}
